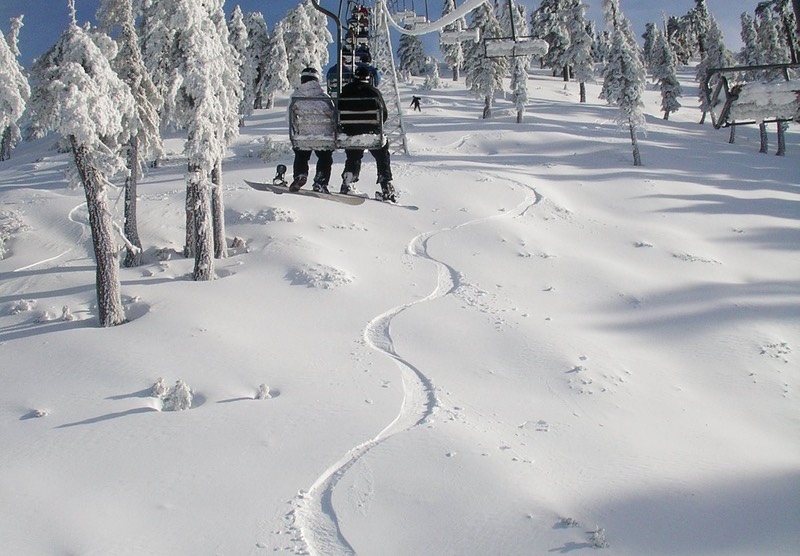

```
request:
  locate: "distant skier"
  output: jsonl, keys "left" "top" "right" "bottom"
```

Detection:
{"left": 287, "top": 67, "right": 335, "bottom": 193}
{"left": 410, "top": 95, "right": 422, "bottom": 111}
{"left": 338, "top": 65, "right": 396, "bottom": 202}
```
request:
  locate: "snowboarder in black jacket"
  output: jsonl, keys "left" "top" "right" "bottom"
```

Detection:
{"left": 338, "top": 65, "right": 396, "bottom": 202}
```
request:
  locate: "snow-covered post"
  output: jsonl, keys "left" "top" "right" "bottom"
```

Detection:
{"left": 28, "top": 19, "right": 135, "bottom": 326}
{"left": 0, "top": 18, "right": 30, "bottom": 162}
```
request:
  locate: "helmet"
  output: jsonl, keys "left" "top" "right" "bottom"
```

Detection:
{"left": 354, "top": 65, "right": 371, "bottom": 81}
{"left": 300, "top": 67, "right": 319, "bottom": 82}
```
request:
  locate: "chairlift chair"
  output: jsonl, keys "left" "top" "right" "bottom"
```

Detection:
{"left": 290, "top": 0, "right": 386, "bottom": 151}
{"left": 703, "top": 63, "right": 800, "bottom": 129}
{"left": 440, "top": 27, "right": 480, "bottom": 45}
{"left": 484, "top": 36, "right": 548, "bottom": 58}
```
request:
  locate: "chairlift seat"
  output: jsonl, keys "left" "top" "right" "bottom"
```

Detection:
{"left": 704, "top": 63, "right": 800, "bottom": 128}
{"left": 484, "top": 36, "right": 548, "bottom": 58}
{"left": 440, "top": 28, "right": 480, "bottom": 45}
{"left": 289, "top": 96, "right": 385, "bottom": 150}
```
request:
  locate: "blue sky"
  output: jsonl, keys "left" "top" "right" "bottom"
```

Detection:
{"left": 2, "top": 0, "right": 756, "bottom": 69}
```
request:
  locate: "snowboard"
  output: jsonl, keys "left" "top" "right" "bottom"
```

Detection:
{"left": 245, "top": 165, "right": 365, "bottom": 206}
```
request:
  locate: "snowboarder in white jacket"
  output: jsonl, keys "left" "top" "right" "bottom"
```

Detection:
{"left": 288, "top": 67, "right": 336, "bottom": 192}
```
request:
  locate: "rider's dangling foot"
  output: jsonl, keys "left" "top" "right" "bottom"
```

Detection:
{"left": 378, "top": 179, "right": 397, "bottom": 203}
{"left": 340, "top": 171, "right": 358, "bottom": 195}
{"left": 289, "top": 175, "right": 307, "bottom": 192}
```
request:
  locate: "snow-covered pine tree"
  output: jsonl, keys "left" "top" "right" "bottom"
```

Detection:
{"left": 262, "top": 21, "right": 291, "bottom": 110}
{"left": 28, "top": 8, "right": 135, "bottom": 326}
{"left": 500, "top": 0, "right": 531, "bottom": 122}
{"left": 690, "top": 0, "right": 712, "bottom": 58}
{"left": 283, "top": 0, "right": 331, "bottom": 88}
{"left": 464, "top": 2, "right": 508, "bottom": 119}
{"left": 600, "top": 0, "right": 647, "bottom": 166}
{"left": 303, "top": 0, "right": 332, "bottom": 71}
{"left": 440, "top": 0, "right": 467, "bottom": 81}
{"left": 146, "top": 0, "right": 240, "bottom": 279}
{"left": 696, "top": 13, "right": 733, "bottom": 124}
{"left": 641, "top": 23, "right": 657, "bottom": 68}
{"left": 244, "top": 12, "right": 270, "bottom": 110}
{"left": 738, "top": 12, "right": 760, "bottom": 69}
{"left": 422, "top": 61, "right": 444, "bottom": 90}
{"left": 207, "top": 0, "right": 243, "bottom": 260}
{"left": 563, "top": 0, "right": 595, "bottom": 103}
{"left": 651, "top": 28, "right": 682, "bottom": 120}
{"left": 98, "top": 0, "right": 165, "bottom": 268}
{"left": 666, "top": 14, "right": 694, "bottom": 65}
{"left": 0, "top": 17, "right": 29, "bottom": 162}
{"left": 398, "top": 32, "right": 427, "bottom": 79}
{"left": 228, "top": 5, "right": 250, "bottom": 126}
{"left": 531, "top": 0, "right": 571, "bottom": 79}
{"left": 769, "top": 0, "right": 799, "bottom": 63}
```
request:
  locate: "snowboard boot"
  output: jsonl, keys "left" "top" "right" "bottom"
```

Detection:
{"left": 378, "top": 180, "right": 397, "bottom": 203}
{"left": 312, "top": 173, "right": 330, "bottom": 194}
{"left": 340, "top": 171, "right": 357, "bottom": 195}
{"left": 289, "top": 175, "right": 307, "bottom": 192}
{"left": 312, "top": 182, "right": 330, "bottom": 194}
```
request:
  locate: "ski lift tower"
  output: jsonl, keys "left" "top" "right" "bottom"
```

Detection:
{"left": 371, "top": 0, "right": 410, "bottom": 155}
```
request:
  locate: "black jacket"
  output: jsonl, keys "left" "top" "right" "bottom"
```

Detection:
{"left": 338, "top": 79, "right": 388, "bottom": 135}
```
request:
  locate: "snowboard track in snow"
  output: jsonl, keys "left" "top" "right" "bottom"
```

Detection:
{"left": 284, "top": 173, "right": 543, "bottom": 556}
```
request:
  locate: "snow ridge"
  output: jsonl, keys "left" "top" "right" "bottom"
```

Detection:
{"left": 289, "top": 175, "right": 542, "bottom": 555}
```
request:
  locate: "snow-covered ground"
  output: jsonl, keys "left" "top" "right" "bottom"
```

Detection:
{"left": 1, "top": 68, "right": 798, "bottom": 555}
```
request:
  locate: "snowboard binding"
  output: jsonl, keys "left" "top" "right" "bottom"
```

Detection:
{"left": 273, "top": 164, "right": 288, "bottom": 186}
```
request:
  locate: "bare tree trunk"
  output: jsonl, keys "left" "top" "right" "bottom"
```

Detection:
{"left": 759, "top": 122, "right": 768, "bottom": 153}
{"left": 211, "top": 160, "right": 227, "bottom": 259}
{"left": 776, "top": 121, "right": 787, "bottom": 156}
{"left": 728, "top": 125, "right": 736, "bottom": 144}
{"left": 0, "top": 126, "right": 11, "bottom": 161}
{"left": 482, "top": 95, "right": 492, "bottom": 119}
{"left": 70, "top": 137, "right": 126, "bottom": 327}
{"left": 516, "top": 108, "right": 523, "bottom": 124}
{"left": 189, "top": 168, "right": 215, "bottom": 281}
{"left": 579, "top": 82, "right": 586, "bottom": 103}
{"left": 452, "top": 66, "right": 459, "bottom": 81}
{"left": 699, "top": 110, "right": 707, "bottom": 124}
{"left": 630, "top": 123, "right": 642, "bottom": 166}
{"left": 184, "top": 164, "right": 196, "bottom": 258}
{"left": 124, "top": 135, "right": 143, "bottom": 267}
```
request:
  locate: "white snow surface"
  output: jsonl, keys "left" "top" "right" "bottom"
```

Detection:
{"left": 1, "top": 69, "right": 798, "bottom": 556}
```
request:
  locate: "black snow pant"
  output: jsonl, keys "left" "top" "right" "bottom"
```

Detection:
{"left": 343, "top": 143, "right": 392, "bottom": 184}
{"left": 293, "top": 148, "right": 333, "bottom": 185}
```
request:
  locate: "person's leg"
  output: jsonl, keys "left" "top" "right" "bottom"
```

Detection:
{"left": 292, "top": 148, "right": 311, "bottom": 179}
{"left": 312, "top": 150, "right": 334, "bottom": 192}
{"left": 370, "top": 144, "right": 392, "bottom": 184}
{"left": 341, "top": 149, "right": 364, "bottom": 193}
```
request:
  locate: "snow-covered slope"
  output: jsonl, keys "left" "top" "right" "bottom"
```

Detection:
{"left": 1, "top": 69, "right": 798, "bottom": 555}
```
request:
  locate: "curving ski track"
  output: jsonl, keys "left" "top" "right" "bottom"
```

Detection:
{"left": 285, "top": 175, "right": 542, "bottom": 555}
